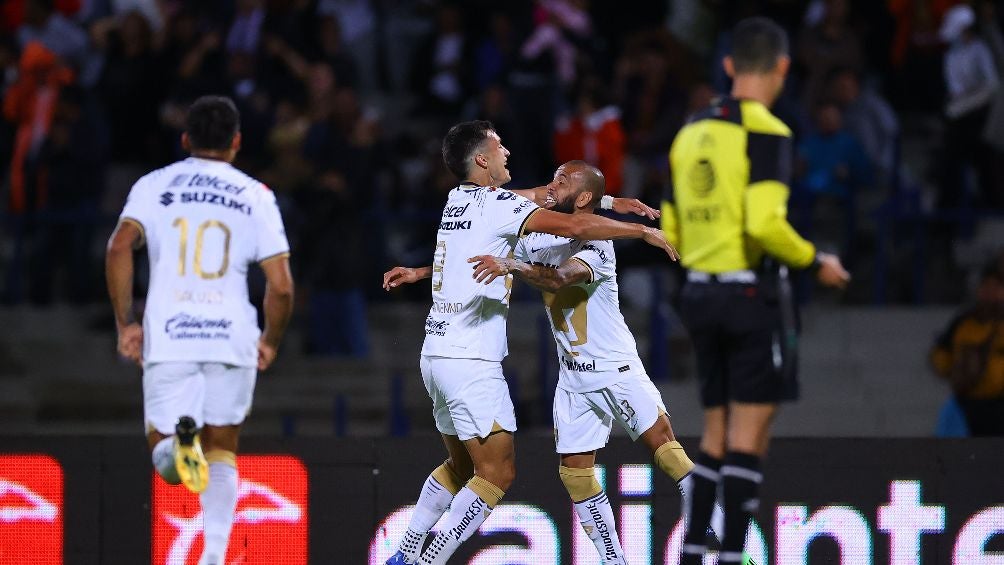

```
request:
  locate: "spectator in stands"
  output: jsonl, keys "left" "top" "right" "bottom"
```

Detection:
{"left": 93, "top": 10, "right": 163, "bottom": 164}
{"left": 224, "top": 0, "right": 264, "bottom": 56}
{"left": 410, "top": 3, "right": 468, "bottom": 118}
{"left": 520, "top": 0, "right": 592, "bottom": 88}
{"left": 887, "top": 0, "right": 952, "bottom": 113}
{"left": 610, "top": 38, "right": 690, "bottom": 197}
{"left": 473, "top": 12, "right": 518, "bottom": 91}
{"left": 312, "top": 15, "right": 359, "bottom": 90}
{"left": 797, "top": 100, "right": 872, "bottom": 199}
{"left": 553, "top": 77, "right": 626, "bottom": 195}
{"left": 2, "top": 41, "right": 74, "bottom": 303}
{"left": 298, "top": 87, "right": 380, "bottom": 357}
{"left": 16, "top": 0, "right": 96, "bottom": 86}
{"left": 317, "top": 0, "right": 377, "bottom": 93}
{"left": 795, "top": 0, "right": 863, "bottom": 110}
{"left": 29, "top": 85, "right": 108, "bottom": 304}
{"left": 930, "top": 252, "right": 1004, "bottom": 436}
{"left": 938, "top": 4, "right": 1002, "bottom": 210}
{"left": 827, "top": 66, "right": 900, "bottom": 179}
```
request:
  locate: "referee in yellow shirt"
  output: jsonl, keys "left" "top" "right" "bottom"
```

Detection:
{"left": 661, "top": 17, "right": 849, "bottom": 565}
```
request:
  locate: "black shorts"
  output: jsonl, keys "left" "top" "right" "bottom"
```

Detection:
{"left": 679, "top": 281, "right": 798, "bottom": 407}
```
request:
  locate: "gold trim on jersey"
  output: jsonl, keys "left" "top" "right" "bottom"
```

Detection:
{"left": 568, "top": 256, "right": 595, "bottom": 284}
{"left": 258, "top": 251, "right": 291, "bottom": 265}
{"left": 517, "top": 207, "right": 542, "bottom": 239}
{"left": 120, "top": 217, "right": 146, "bottom": 246}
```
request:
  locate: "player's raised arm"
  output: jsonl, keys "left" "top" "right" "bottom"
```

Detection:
{"left": 509, "top": 185, "right": 661, "bottom": 220}
{"left": 383, "top": 266, "right": 433, "bottom": 290}
{"left": 468, "top": 255, "right": 591, "bottom": 291}
{"left": 524, "top": 209, "right": 680, "bottom": 261}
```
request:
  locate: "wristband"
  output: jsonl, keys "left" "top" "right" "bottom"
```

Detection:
{"left": 599, "top": 195, "right": 614, "bottom": 210}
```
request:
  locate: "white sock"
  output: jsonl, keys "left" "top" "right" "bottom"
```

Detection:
{"left": 199, "top": 462, "right": 238, "bottom": 565}
{"left": 573, "top": 491, "right": 625, "bottom": 563}
{"left": 418, "top": 486, "right": 493, "bottom": 565}
{"left": 398, "top": 475, "right": 456, "bottom": 561}
{"left": 152, "top": 437, "right": 181, "bottom": 484}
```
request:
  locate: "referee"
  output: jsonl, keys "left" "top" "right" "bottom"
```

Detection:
{"left": 661, "top": 17, "right": 849, "bottom": 565}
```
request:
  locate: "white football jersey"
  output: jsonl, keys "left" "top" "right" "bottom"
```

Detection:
{"left": 515, "top": 232, "right": 644, "bottom": 392}
{"left": 421, "top": 185, "right": 541, "bottom": 362}
{"left": 119, "top": 157, "right": 290, "bottom": 367}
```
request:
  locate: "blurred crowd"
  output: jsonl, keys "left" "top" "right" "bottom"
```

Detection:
{"left": 2, "top": 0, "right": 1004, "bottom": 355}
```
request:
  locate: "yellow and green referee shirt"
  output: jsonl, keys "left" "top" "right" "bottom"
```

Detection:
{"left": 661, "top": 97, "right": 815, "bottom": 273}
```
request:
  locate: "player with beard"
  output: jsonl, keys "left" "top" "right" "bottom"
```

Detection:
{"left": 468, "top": 161, "right": 708, "bottom": 564}
{"left": 381, "top": 122, "right": 679, "bottom": 565}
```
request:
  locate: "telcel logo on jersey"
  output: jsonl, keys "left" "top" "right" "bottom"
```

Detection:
{"left": 442, "top": 203, "right": 470, "bottom": 218}
{"left": 440, "top": 203, "right": 471, "bottom": 231}
{"left": 0, "top": 455, "right": 63, "bottom": 564}
{"left": 185, "top": 173, "right": 248, "bottom": 195}
{"left": 562, "top": 355, "right": 596, "bottom": 372}
{"left": 153, "top": 455, "right": 307, "bottom": 565}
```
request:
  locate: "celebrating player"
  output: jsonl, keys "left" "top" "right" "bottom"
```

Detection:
{"left": 464, "top": 161, "right": 700, "bottom": 564}
{"left": 381, "top": 121, "right": 678, "bottom": 565}
{"left": 105, "top": 96, "right": 294, "bottom": 565}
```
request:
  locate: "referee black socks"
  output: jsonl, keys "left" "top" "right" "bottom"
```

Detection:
{"left": 720, "top": 451, "right": 762, "bottom": 563}
{"left": 680, "top": 451, "right": 722, "bottom": 565}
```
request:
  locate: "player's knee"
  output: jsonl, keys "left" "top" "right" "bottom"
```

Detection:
{"left": 654, "top": 440, "right": 694, "bottom": 482}
{"left": 558, "top": 465, "right": 602, "bottom": 502}
{"left": 445, "top": 457, "right": 475, "bottom": 483}
{"left": 477, "top": 461, "right": 515, "bottom": 491}
{"left": 205, "top": 449, "right": 237, "bottom": 468}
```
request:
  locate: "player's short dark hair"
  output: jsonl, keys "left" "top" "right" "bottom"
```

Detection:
{"left": 442, "top": 120, "right": 495, "bottom": 180}
{"left": 730, "top": 17, "right": 789, "bottom": 74}
{"left": 185, "top": 95, "right": 240, "bottom": 151}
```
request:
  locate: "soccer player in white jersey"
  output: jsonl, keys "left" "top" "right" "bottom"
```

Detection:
{"left": 381, "top": 121, "right": 678, "bottom": 565}
{"left": 105, "top": 96, "right": 293, "bottom": 565}
{"left": 466, "top": 161, "right": 702, "bottom": 564}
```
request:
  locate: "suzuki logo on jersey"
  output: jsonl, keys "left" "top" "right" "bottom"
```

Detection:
{"left": 180, "top": 192, "right": 252, "bottom": 215}
{"left": 152, "top": 455, "right": 308, "bottom": 565}
{"left": 160, "top": 192, "right": 175, "bottom": 207}
{"left": 187, "top": 173, "right": 248, "bottom": 195}
{"left": 513, "top": 201, "right": 532, "bottom": 214}
{"left": 0, "top": 455, "right": 63, "bottom": 564}
{"left": 439, "top": 220, "right": 471, "bottom": 231}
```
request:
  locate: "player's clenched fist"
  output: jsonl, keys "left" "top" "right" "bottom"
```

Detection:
{"left": 117, "top": 322, "right": 144, "bottom": 366}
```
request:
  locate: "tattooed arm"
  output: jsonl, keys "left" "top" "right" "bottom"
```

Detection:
{"left": 467, "top": 255, "right": 592, "bottom": 292}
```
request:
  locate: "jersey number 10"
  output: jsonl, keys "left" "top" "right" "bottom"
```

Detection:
{"left": 171, "top": 217, "right": 232, "bottom": 279}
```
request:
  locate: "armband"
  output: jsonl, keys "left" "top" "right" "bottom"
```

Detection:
{"left": 599, "top": 195, "right": 614, "bottom": 210}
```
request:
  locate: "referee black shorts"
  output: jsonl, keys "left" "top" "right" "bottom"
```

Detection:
{"left": 679, "top": 281, "right": 797, "bottom": 407}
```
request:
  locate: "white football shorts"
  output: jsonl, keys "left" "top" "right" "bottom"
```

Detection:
{"left": 143, "top": 362, "right": 256, "bottom": 435}
{"left": 553, "top": 373, "right": 667, "bottom": 454}
{"left": 420, "top": 355, "right": 517, "bottom": 441}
